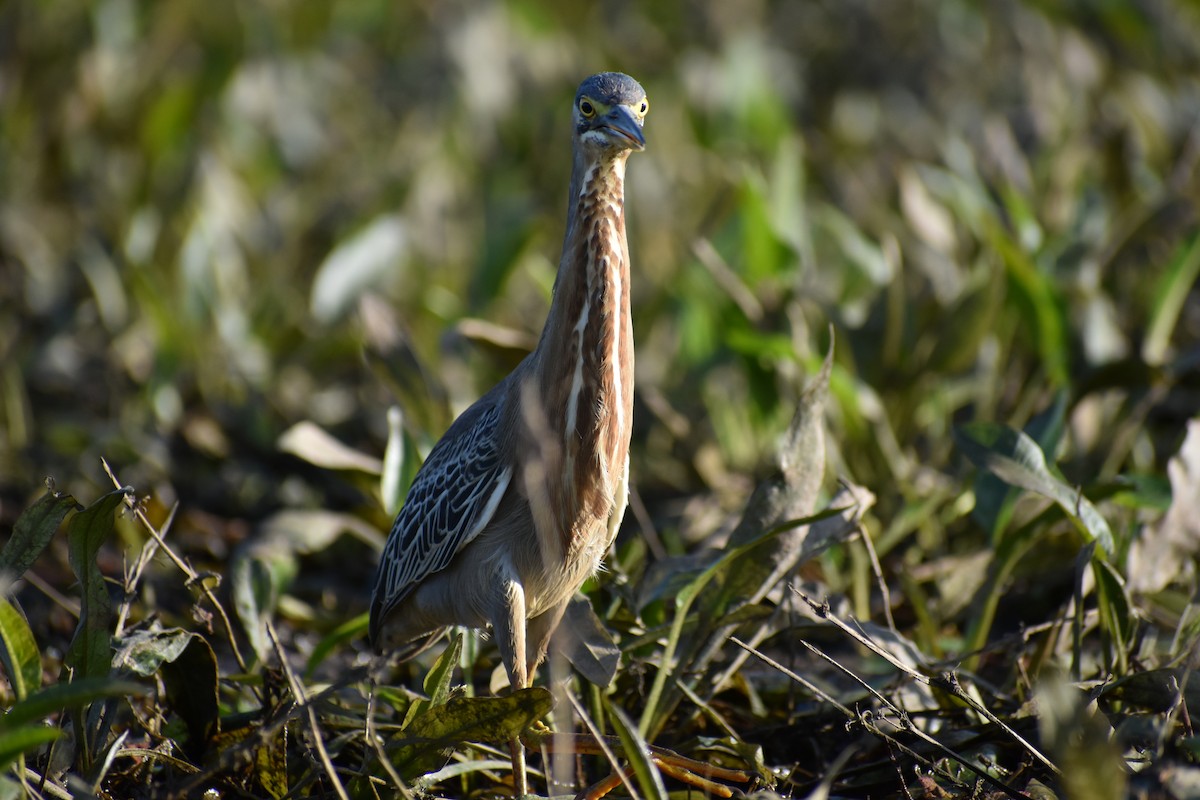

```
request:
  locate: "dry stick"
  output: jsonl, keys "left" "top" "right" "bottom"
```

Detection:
{"left": 170, "top": 666, "right": 371, "bottom": 797}
{"left": 265, "top": 619, "right": 350, "bottom": 800}
{"left": 364, "top": 683, "right": 416, "bottom": 800}
{"left": 565, "top": 692, "right": 642, "bottom": 800}
{"left": 114, "top": 502, "right": 175, "bottom": 637}
{"left": 857, "top": 518, "right": 896, "bottom": 633}
{"left": 538, "top": 733, "right": 751, "bottom": 784}
{"left": 730, "top": 637, "right": 1030, "bottom": 800}
{"left": 102, "top": 459, "right": 249, "bottom": 673}
{"left": 653, "top": 760, "right": 737, "bottom": 797}
{"left": 883, "top": 737, "right": 918, "bottom": 800}
{"left": 537, "top": 731, "right": 747, "bottom": 800}
{"left": 808, "top": 743, "right": 862, "bottom": 800}
{"left": 675, "top": 680, "right": 740, "bottom": 740}
{"left": 16, "top": 767, "right": 73, "bottom": 800}
{"left": 21, "top": 570, "right": 80, "bottom": 616}
{"left": 724, "top": 638, "right": 960, "bottom": 796}
{"left": 793, "top": 588, "right": 1060, "bottom": 778}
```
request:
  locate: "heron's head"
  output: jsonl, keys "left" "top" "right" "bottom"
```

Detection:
{"left": 572, "top": 72, "right": 647, "bottom": 155}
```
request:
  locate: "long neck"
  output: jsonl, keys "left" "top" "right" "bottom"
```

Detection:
{"left": 525, "top": 147, "right": 635, "bottom": 528}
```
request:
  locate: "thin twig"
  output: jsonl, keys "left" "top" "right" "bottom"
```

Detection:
{"left": 364, "top": 680, "right": 416, "bottom": 799}
{"left": 566, "top": 691, "right": 642, "bottom": 799}
{"left": 731, "top": 637, "right": 1033, "bottom": 800}
{"left": 858, "top": 518, "right": 896, "bottom": 632}
{"left": 792, "top": 588, "right": 1060, "bottom": 778}
{"left": 102, "top": 459, "right": 248, "bottom": 673}
{"left": 265, "top": 619, "right": 350, "bottom": 800}
{"left": 114, "top": 502, "right": 175, "bottom": 636}
{"left": 15, "top": 767, "right": 73, "bottom": 800}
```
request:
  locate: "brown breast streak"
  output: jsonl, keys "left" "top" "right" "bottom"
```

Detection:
{"left": 537, "top": 158, "right": 634, "bottom": 557}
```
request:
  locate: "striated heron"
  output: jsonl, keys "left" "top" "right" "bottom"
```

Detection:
{"left": 370, "top": 72, "right": 647, "bottom": 796}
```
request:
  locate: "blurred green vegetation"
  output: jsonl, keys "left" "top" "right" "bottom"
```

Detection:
{"left": 2, "top": 0, "right": 1200, "bottom": 797}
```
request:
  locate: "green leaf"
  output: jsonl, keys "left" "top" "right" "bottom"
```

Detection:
{"left": 0, "top": 677, "right": 145, "bottom": 732}
{"left": 423, "top": 631, "right": 462, "bottom": 707}
{"left": 392, "top": 688, "right": 552, "bottom": 778}
{"left": 557, "top": 596, "right": 620, "bottom": 688}
{"left": 1103, "top": 668, "right": 1200, "bottom": 714}
{"left": 278, "top": 421, "right": 383, "bottom": 474}
{"left": 1144, "top": 232, "right": 1200, "bottom": 365}
{"left": 0, "top": 726, "right": 60, "bottom": 773}
{"left": 112, "top": 627, "right": 198, "bottom": 677}
{"left": 604, "top": 696, "right": 668, "bottom": 800}
{"left": 982, "top": 218, "right": 1068, "bottom": 385}
{"left": 304, "top": 612, "right": 368, "bottom": 677}
{"left": 231, "top": 554, "right": 283, "bottom": 666}
{"left": 639, "top": 505, "right": 844, "bottom": 737}
{"left": 737, "top": 170, "right": 791, "bottom": 284}
{"left": 972, "top": 392, "right": 1066, "bottom": 539}
{"left": 0, "top": 598, "right": 41, "bottom": 701}
{"left": 0, "top": 490, "right": 79, "bottom": 581}
{"left": 380, "top": 405, "right": 415, "bottom": 517}
{"left": 159, "top": 634, "right": 220, "bottom": 757}
{"left": 310, "top": 214, "right": 409, "bottom": 324}
{"left": 256, "top": 732, "right": 289, "bottom": 800}
{"left": 956, "top": 422, "right": 1114, "bottom": 553}
{"left": 1093, "top": 558, "right": 1132, "bottom": 675}
{"left": 402, "top": 632, "right": 463, "bottom": 730}
{"left": 65, "top": 488, "right": 131, "bottom": 681}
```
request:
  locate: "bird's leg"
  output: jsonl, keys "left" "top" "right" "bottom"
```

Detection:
{"left": 525, "top": 602, "right": 569, "bottom": 681}
{"left": 495, "top": 576, "right": 531, "bottom": 797}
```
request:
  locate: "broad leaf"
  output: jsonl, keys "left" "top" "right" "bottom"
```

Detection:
{"left": 556, "top": 595, "right": 620, "bottom": 688}
{"left": 956, "top": 422, "right": 1113, "bottom": 553}
{"left": 0, "top": 490, "right": 78, "bottom": 581}
{"left": 65, "top": 489, "right": 131, "bottom": 681}
{"left": 160, "top": 634, "right": 220, "bottom": 757}
{"left": 392, "top": 688, "right": 552, "bottom": 778}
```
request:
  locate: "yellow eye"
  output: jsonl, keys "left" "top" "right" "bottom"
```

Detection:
{"left": 579, "top": 99, "right": 596, "bottom": 118}
{"left": 639, "top": 100, "right": 648, "bottom": 115}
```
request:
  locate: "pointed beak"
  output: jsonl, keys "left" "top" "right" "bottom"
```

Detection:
{"left": 600, "top": 104, "right": 646, "bottom": 151}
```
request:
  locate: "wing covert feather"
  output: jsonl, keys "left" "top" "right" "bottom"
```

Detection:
{"left": 370, "top": 400, "right": 511, "bottom": 635}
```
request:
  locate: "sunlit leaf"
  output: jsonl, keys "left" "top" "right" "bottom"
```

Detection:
{"left": 310, "top": 215, "right": 408, "bottom": 324}
{"left": 1143, "top": 232, "right": 1200, "bottom": 365}
{"left": 112, "top": 627, "right": 197, "bottom": 677}
{"left": 956, "top": 422, "right": 1113, "bottom": 553}
{"left": 0, "top": 598, "right": 40, "bottom": 702}
{"left": 0, "top": 678, "right": 145, "bottom": 732}
{"left": 232, "top": 554, "right": 279, "bottom": 666}
{"left": 278, "top": 421, "right": 384, "bottom": 474}
{"left": 972, "top": 392, "right": 1066, "bottom": 539}
{"left": 1127, "top": 418, "right": 1200, "bottom": 593}
{"left": 1092, "top": 559, "right": 1132, "bottom": 674}
{"left": 392, "top": 688, "right": 552, "bottom": 778}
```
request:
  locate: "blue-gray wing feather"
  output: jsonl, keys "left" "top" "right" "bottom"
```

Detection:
{"left": 370, "top": 400, "right": 512, "bottom": 640}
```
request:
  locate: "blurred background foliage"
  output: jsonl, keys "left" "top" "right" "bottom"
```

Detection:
{"left": 4, "top": 0, "right": 1200, "bottom": 795}
{"left": 2, "top": 0, "right": 1199, "bottom": 733}
{"left": 4, "top": 0, "right": 1197, "bottom": 539}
